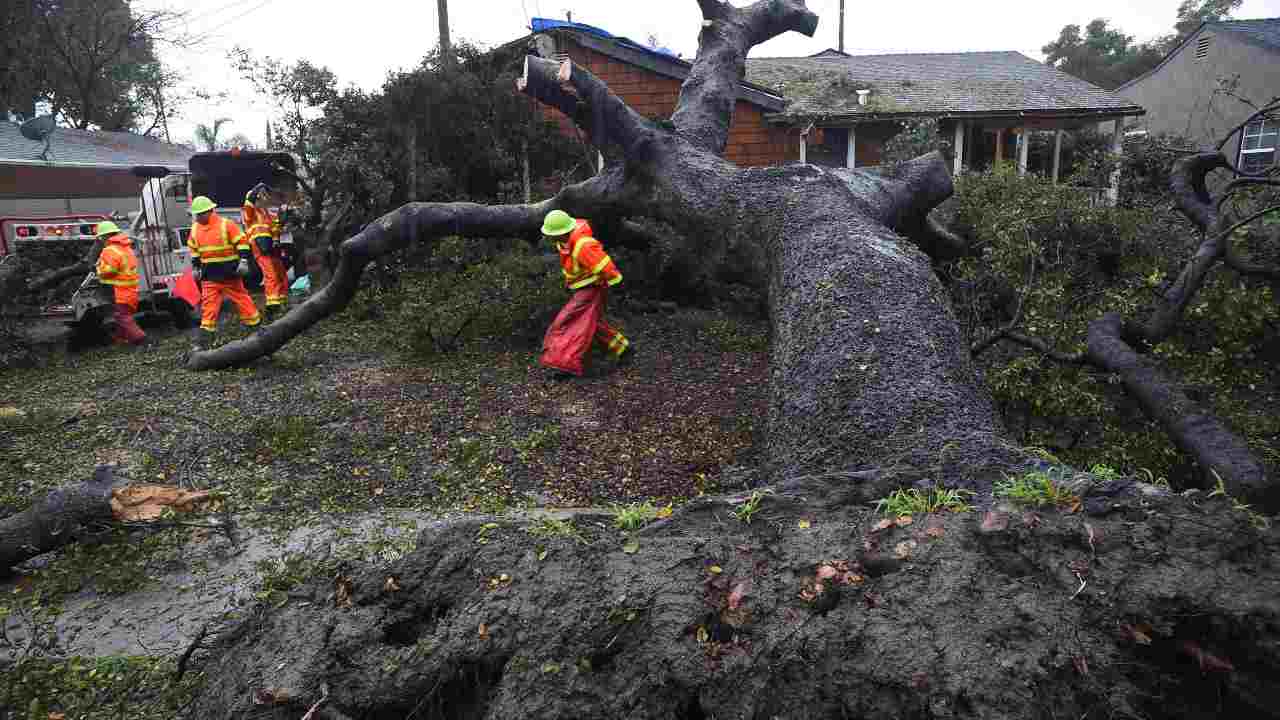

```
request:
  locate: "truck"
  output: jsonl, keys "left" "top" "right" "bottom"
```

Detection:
{"left": 0, "top": 150, "right": 298, "bottom": 341}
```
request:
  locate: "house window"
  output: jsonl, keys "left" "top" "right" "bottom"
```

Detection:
{"left": 1239, "top": 119, "right": 1278, "bottom": 174}
{"left": 1195, "top": 36, "right": 1211, "bottom": 59}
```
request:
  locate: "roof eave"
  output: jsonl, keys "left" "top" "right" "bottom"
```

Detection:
{"left": 554, "top": 30, "right": 787, "bottom": 112}
{"left": 764, "top": 107, "right": 1146, "bottom": 125}
{"left": 0, "top": 158, "right": 190, "bottom": 171}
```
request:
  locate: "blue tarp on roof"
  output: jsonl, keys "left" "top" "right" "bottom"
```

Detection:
{"left": 530, "top": 17, "right": 680, "bottom": 60}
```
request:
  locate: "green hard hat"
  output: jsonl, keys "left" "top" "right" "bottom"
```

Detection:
{"left": 190, "top": 196, "right": 217, "bottom": 215}
{"left": 95, "top": 220, "right": 122, "bottom": 237}
{"left": 541, "top": 209, "right": 576, "bottom": 236}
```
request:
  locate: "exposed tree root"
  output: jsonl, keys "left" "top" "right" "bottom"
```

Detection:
{"left": 190, "top": 483, "right": 1280, "bottom": 719}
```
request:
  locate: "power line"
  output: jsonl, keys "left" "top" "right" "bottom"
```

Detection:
{"left": 182, "top": 0, "right": 280, "bottom": 42}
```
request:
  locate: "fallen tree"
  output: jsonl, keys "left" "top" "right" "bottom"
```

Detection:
{"left": 176, "top": 2, "right": 1279, "bottom": 717}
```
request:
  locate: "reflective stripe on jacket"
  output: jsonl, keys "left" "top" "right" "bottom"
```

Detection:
{"left": 188, "top": 215, "right": 248, "bottom": 265}
{"left": 242, "top": 202, "right": 281, "bottom": 258}
{"left": 96, "top": 235, "right": 139, "bottom": 287}
{"left": 558, "top": 220, "right": 622, "bottom": 290}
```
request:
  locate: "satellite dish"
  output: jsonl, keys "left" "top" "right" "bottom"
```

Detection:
{"left": 19, "top": 115, "right": 56, "bottom": 161}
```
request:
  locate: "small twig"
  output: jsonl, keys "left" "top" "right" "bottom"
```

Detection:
{"left": 174, "top": 622, "right": 210, "bottom": 680}
{"left": 1069, "top": 573, "right": 1087, "bottom": 601}
{"left": 972, "top": 329, "right": 1086, "bottom": 364}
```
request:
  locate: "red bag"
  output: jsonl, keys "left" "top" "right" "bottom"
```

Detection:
{"left": 172, "top": 266, "right": 200, "bottom": 308}
{"left": 540, "top": 286, "right": 607, "bottom": 376}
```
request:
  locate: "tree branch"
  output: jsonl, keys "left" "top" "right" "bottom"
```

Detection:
{"left": 971, "top": 329, "right": 1085, "bottom": 364}
{"left": 672, "top": 0, "right": 818, "bottom": 154}
{"left": 184, "top": 177, "right": 621, "bottom": 370}
{"left": 1215, "top": 98, "right": 1280, "bottom": 153}
{"left": 517, "top": 56, "right": 653, "bottom": 163}
{"left": 1171, "top": 153, "right": 1230, "bottom": 232}
{"left": 832, "top": 152, "right": 957, "bottom": 239}
{"left": 1133, "top": 154, "right": 1239, "bottom": 344}
{"left": 1086, "top": 313, "right": 1276, "bottom": 512}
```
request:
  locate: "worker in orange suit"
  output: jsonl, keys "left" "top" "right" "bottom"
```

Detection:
{"left": 538, "top": 210, "right": 631, "bottom": 376}
{"left": 241, "top": 183, "right": 289, "bottom": 321}
{"left": 187, "top": 195, "right": 260, "bottom": 349}
{"left": 93, "top": 221, "right": 146, "bottom": 346}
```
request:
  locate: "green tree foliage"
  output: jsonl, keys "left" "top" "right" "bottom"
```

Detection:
{"left": 1042, "top": 1, "right": 1244, "bottom": 90}
{"left": 1041, "top": 19, "right": 1163, "bottom": 90}
{"left": 1, "top": 0, "right": 182, "bottom": 131}
{"left": 193, "top": 117, "right": 232, "bottom": 151}
{"left": 1170, "top": 0, "right": 1244, "bottom": 46}
{"left": 950, "top": 162, "right": 1280, "bottom": 484}
{"left": 234, "top": 41, "right": 585, "bottom": 251}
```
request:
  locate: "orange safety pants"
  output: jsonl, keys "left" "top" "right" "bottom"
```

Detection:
{"left": 540, "top": 286, "right": 628, "bottom": 376}
{"left": 200, "top": 278, "right": 261, "bottom": 331}
{"left": 257, "top": 255, "right": 289, "bottom": 307}
{"left": 110, "top": 285, "right": 145, "bottom": 345}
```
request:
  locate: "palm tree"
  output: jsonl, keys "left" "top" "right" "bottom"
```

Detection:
{"left": 193, "top": 118, "right": 232, "bottom": 151}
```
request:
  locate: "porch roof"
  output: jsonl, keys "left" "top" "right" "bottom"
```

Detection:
{"left": 745, "top": 51, "right": 1144, "bottom": 124}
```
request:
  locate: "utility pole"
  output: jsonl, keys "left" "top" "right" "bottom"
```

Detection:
{"left": 834, "top": 0, "right": 844, "bottom": 53}
{"left": 437, "top": 0, "right": 452, "bottom": 68}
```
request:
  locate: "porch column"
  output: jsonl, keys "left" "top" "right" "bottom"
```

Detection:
{"left": 847, "top": 126, "right": 857, "bottom": 168}
{"left": 1107, "top": 119, "right": 1123, "bottom": 206}
{"left": 995, "top": 128, "right": 1004, "bottom": 164}
{"left": 1052, "top": 129, "right": 1063, "bottom": 184}
{"left": 1017, "top": 128, "right": 1030, "bottom": 175}
{"left": 953, "top": 120, "right": 966, "bottom": 175}
{"left": 800, "top": 132, "right": 808, "bottom": 164}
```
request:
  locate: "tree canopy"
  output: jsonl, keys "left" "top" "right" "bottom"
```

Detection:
{"left": 1042, "top": 0, "right": 1245, "bottom": 89}
{"left": 0, "top": 0, "right": 182, "bottom": 133}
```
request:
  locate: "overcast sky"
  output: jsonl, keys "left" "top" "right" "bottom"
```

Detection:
{"left": 144, "top": 0, "right": 1280, "bottom": 147}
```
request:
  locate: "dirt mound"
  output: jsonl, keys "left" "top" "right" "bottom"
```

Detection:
{"left": 189, "top": 480, "right": 1280, "bottom": 719}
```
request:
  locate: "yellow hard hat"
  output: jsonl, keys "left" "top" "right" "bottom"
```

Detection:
{"left": 95, "top": 221, "right": 122, "bottom": 237}
{"left": 541, "top": 209, "right": 576, "bottom": 236}
{"left": 190, "top": 196, "right": 217, "bottom": 215}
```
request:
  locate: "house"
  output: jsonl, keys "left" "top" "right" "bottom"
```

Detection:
{"left": 495, "top": 18, "right": 796, "bottom": 169}
{"left": 0, "top": 121, "right": 192, "bottom": 217}
{"left": 745, "top": 50, "right": 1144, "bottom": 184}
{"left": 1116, "top": 18, "right": 1279, "bottom": 173}
{"left": 497, "top": 19, "right": 1145, "bottom": 200}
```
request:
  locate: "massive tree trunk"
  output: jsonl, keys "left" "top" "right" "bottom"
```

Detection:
{"left": 184, "top": 3, "right": 1280, "bottom": 717}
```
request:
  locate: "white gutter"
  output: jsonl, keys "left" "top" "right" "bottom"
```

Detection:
{"left": 0, "top": 158, "right": 189, "bottom": 171}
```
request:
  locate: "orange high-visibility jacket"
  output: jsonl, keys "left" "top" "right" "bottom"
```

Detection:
{"left": 241, "top": 203, "right": 276, "bottom": 240}
{"left": 188, "top": 214, "right": 249, "bottom": 266}
{"left": 241, "top": 203, "right": 280, "bottom": 259}
{"left": 557, "top": 220, "right": 622, "bottom": 290}
{"left": 96, "top": 234, "right": 139, "bottom": 287}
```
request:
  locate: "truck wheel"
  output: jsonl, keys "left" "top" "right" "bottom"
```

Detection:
{"left": 169, "top": 299, "right": 198, "bottom": 329}
{"left": 68, "top": 306, "right": 112, "bottom": 350}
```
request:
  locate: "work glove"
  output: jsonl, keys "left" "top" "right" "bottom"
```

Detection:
{"left": 236, "top": 259, "right": 250, "bottom": 278}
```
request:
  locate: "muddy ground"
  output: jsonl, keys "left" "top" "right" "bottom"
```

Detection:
{"left": 0, "top": 296, "right": 768, "bottom": 717}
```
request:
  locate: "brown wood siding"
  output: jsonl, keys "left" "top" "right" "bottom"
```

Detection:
{"left": 539, "top": 42, "right": 795, "bottom": 167}
{"left": 0, "top": 165, "right": 145, "bottom": 200}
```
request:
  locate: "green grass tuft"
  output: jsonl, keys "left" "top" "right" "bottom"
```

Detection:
{"left": 995, "top": 471, "right": 1079, "bottom": 508}
{"left": 875, "top": 485, "right": 974, "bottom": 516}
{"left": 611, "top": 501, "right": 661, "bottom": 531}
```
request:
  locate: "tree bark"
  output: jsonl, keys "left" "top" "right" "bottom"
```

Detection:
{"left": 1086, "top": 313, "right": 1276, "bottom": 508}
{"left": 0, "top": 466, "right": 117, "bottom": 571}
